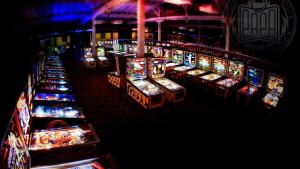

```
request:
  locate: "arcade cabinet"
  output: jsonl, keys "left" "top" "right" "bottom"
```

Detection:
{"left": 126, "top": 58, "right": 165, "bottom": 109}
{"left": 236, "top": 66, "right": 264, "bottom": 106}
{"left": 215, "top": 60, "right": 245, "bottom": 98}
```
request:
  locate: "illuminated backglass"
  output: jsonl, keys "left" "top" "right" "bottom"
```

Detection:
{"left": 212, "top": 57, "right": 227, "bottom": 75}
{"left": 228, "top": 60, "right": 244, "bottom": 80}
{"left": 247, "top": 67, "right": 264, "bottom": 87}
{"left": 266, "top": 75, "right": 285, "bottom": 97}
{"left": 198, "top": 55, "right": 211, "bottom": 71}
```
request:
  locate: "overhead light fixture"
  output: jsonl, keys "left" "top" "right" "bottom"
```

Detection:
{"left": 111, "top": 20, "right": 123, "bottom": 24}
{"left": 164, "top": 0, "right": 191, "bottom": 5}
{"left": 188, "top": 28, "right": 195, "bottom": 32}
{"left": 199, "top": 4, "right": 219, "bottom": 14}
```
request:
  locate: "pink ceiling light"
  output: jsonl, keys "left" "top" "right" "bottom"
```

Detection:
{"left": 198, "top": 4, "right": 219, "bottom": 14}
{"left": 164, "top": 0, "right": 191, "bottom": 5}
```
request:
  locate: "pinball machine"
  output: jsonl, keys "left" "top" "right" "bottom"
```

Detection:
{"left": 165, "top": 49, "right": 184, "bottom": 76}
{"left": 186, "top": 54, "right": 212, "bottom": 83}
{"left": 83, "top": 48, "right": 96, "bottom": 69}
{"left": 199, "top": 57, "right": 227, "bottom": 91}
{"left": 236, "top": 66, "right": 264, "bottom": 106}
{"left": 215, "top": 60, "right": 245, "bottom": 98}
{"left": 171, "top": 51, "right": 197, "bottom": 80}
{"left": 107, "top": 52, "right": 135, "bottom": 89}
{"left": 126, "top": 57, "right": 165, "bottom": 109}
{"left": 148, "top": 58, "right": 186, "bottom": 103}
{"left": 0, "top": 111, "right": 31, "bottom": 169}
{"left": 262, "top": 74, "right": 286, "bottom": 110}
{"left": 96, "top": 46, "right": 109, "bottom": 67}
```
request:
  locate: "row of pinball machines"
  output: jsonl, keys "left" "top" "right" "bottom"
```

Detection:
{"left": 1, "top": 55, "right": 115, "bottom": 169}
{"left": 135, "top": 40, "right": 286, "bottom": 112}
{"left": 106, "top": 40, "right": 286, "bottom": 112}
{"left": 166, "top": 50, "right": 285, "bottom": 111}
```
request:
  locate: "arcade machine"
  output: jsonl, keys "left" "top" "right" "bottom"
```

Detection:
{"left": 165, "top": 49, "right": 184, "bottom": 76}
{"left": 262, "top": 74, "right": 286, "bottom": 110}
{"left": 83, "top": 48, "right": 96, "bottom": 69}
{"left": 199, "top": 57, "right": 228, "bottom": 91}
{"left": 126, "top": 57, "right": 165, "bottom": 109}
{"left": 148, "top": 58, "right": 186, "bottom": 103}
{"left": 28, "top": 124, "right": 100, "bottom": 166}
{"left": 153, "top": 43, "right": 163, "bottom": 57}
{"left": 163, "top": 48, "right": 172, "bottom": 63}
{"left": 215, "top": 60, "right": 245, "bottom": 98}
{"left": 236, "top": 66, "right": 264, "bottom": 106}
{"left": 96, "top": 46, "right": 109, "bottom": 67}
{"left": 186, "top": 54, "right": 212, "bottom": 83}
{"left": 107, "top": 52, "right": 135, "bottom": 89}
{"left": 31, "top": 156, "right": 115, "bottom": 169}
{"left": 171, "top": 51, "right": 197, "bottom": 80}
{"left": 0, "top": 111, "right": 31, "bottom": 169}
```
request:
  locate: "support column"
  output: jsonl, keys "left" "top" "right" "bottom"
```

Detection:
{"left": 225, "top": 19, "right": 230, "bottom": 58}
{"left": 157, "top": 21, "right": 162, "bottom": 41}
{"left": 92, "top": 18, "right": 97, "bottom": 57}
{"left": 137, "top": 0, "right": 145, "bottom": 57}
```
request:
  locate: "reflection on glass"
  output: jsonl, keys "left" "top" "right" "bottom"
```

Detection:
{"left": 216, "top": 78, "right": 239, "bottom": 87}
{"left": 173, "top": 65, "right": 194, "bottom": 72}
{"left": 238, "top": 84, "right": 258, "bottom": 95}
{"left": 29, "top": 125, "right": 97, "bottom": 151}
{"left": 32, "top": 105, "right": 84, "bottom": 118}
{"left": 201, "top": 73, "right": 222, "bottom": 81}
{"left": 34, "top": 93, "right": 75, "bottom": 102}
{"left": 153, "top": 78, "right": 183, "bottom": 91}
{"left": 131, "top": 80, "right": 164, "bottom": 96}
{"left": 187, "top": 70, "right": 206, "bottom": 76}
{"left": 262, "top": 93, "right": 279, "bottom": 107}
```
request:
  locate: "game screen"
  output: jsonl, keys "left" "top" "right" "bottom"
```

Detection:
{"left": 16, "top": 92, "right": 30, "bottom": 136}
{"left": 84, "top": 48, "right": 92, "bottom": 58}
{"left": 198, "top": 55, "right": 211, "bottom": 71}
{"left": 32, "top": 105, "right": 84, "bottom": 118}
{"left": 123, "top": 44, "right": 128, "bottom": 53}
{"left": 118, "top": 44, "right": 123, "bottom": 52}
{"left": 34, "top": 93, "right": 76, "bottom": 102}
{"left": 153, "top": 47, "right": 163, "bottom": 57}
{"left": 126, "top": 58, "right": 147, "bottom": 81}
{"left": 201, "top": 73, "right": 222, "bottom": 81}
{"left": 171, "top": 50, "right": 184, "bottom": 64}
{"left": 145, "top": 46, "right": 154, "bottom": 53}
{"left": 212, "top": 57, "right": 227, "bottom": 75}
{"left": 163, "top": 49, "right": 172, "bottom": 62}
{"left": 216, "top": 78, "right": 239, "bottom": 87}
{"left": 0, "top": 113, "right": 30, "bottom": 169}
{"left": 39, "top": 84, "right": 71, "bottom": 92}
{"left": 187, "top": 69, "right": 206, "bottom": 76}
{"left": 153, "top": 78, "right": 183, "bottom": 91}
{"left": 247, "top": 67, "right": 264, "bottom": 87}
{"left": 228, "top": 60, "right": 244, "bottom": 80}
{"left": 148, "top": 58, "right": 166, "bottom": 78}
{"left": 266, "top": 75, "right": 285, "bottom": 97}
{"left": 262, "top": 93, "right": 279, "bottom": 107}
{"left": 184, "top": 52, "right": 196, "bottom": 67}
{"left": 131, "top": 80, "right": 164, "bottom": 96}
{"left": 113, "top": 40, "right": 118, "bottom": 51}
{"left": 97, "top": 47, "right": 105, "bottom": 57}
{"left": 238, "top": 84, "right": 258, "bottom": 95}
{"left": 29, "top": 124, "right": 99, "bottom": 151}
{"left": 40, "top": 79, "right": 68, "bottom": 85}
